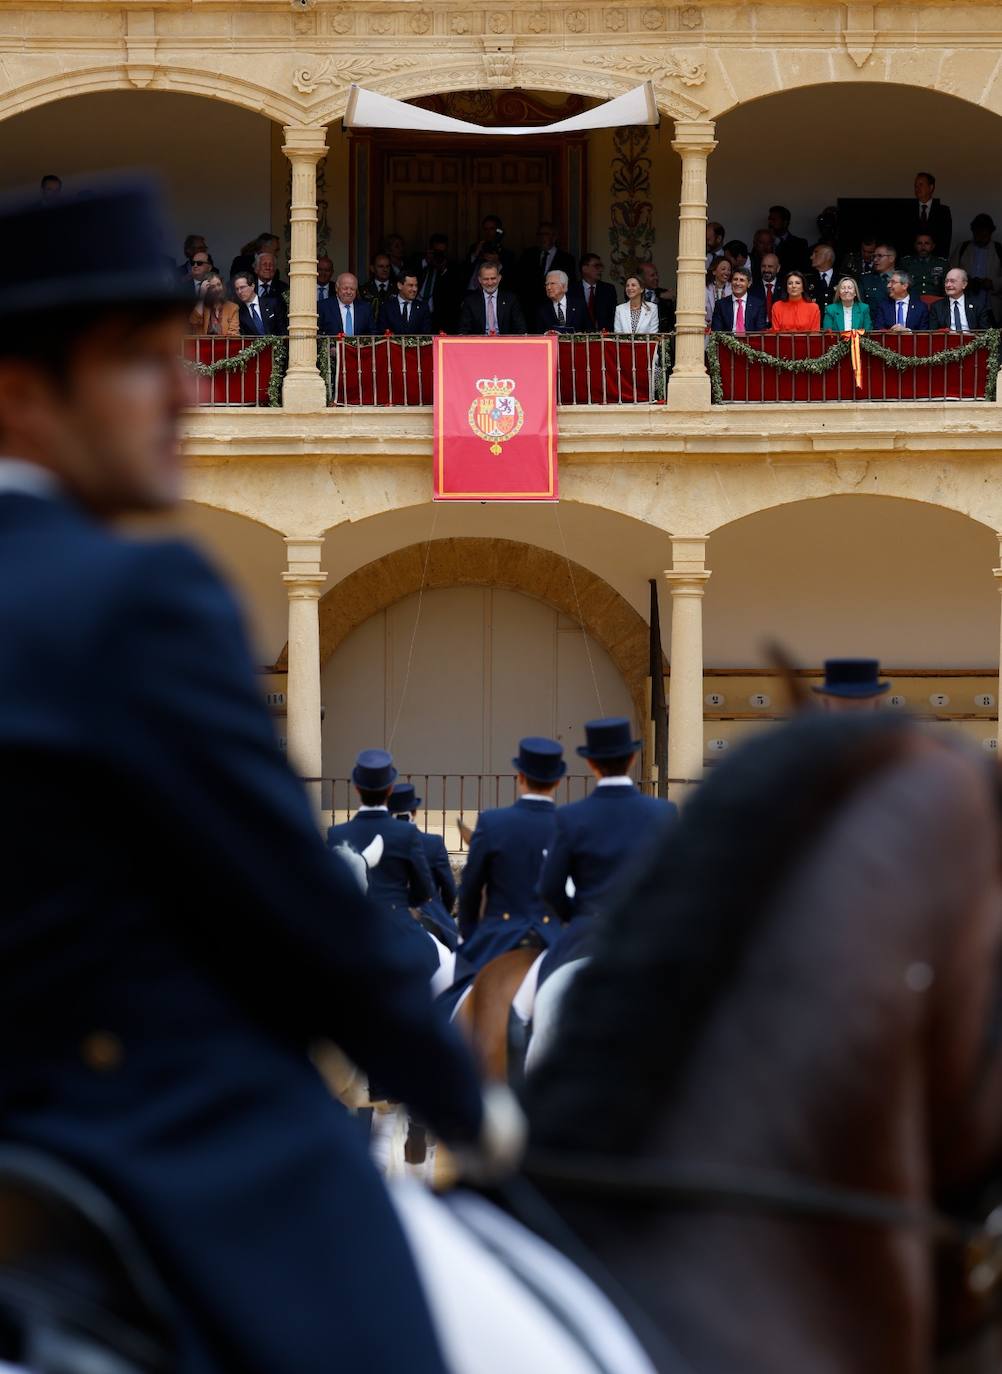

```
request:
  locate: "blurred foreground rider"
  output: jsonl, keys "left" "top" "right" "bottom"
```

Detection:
{"left": 388, "top": 781, "right": 459, "bottom": 951}
{"left": 0, "top": 181, "right": 514, "bottom": 1374}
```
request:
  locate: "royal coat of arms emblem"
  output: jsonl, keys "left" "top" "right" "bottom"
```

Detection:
{"left": 467, "top": 376, "right": 525, "bottom": 455}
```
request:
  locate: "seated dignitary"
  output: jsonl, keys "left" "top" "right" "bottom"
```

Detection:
{"left": 769, "top": 271, "right": 821, "bottom": 332}
{"left": 537, "top": 718, "right": 677, "bottom": 981}
{"left": 456, "top": 737, "right": 565, "bottom": 971}
{"left": 458, "top": 261, "right": 527, "bottom": 335}
{"left": 0, "top": 181, "right": 506, "bottom": 1374}
{"left": 860, "top": 244, "right": 898, "bottom": 310}
{"left": 710, "top": 267, "right": 767, "bottom": 332}
{"left": 872, "top": 271, "right": 930, "bottom": 331}
{"left": 382, "top": 271, "right": 433, "bottom": 335}
{"left": 929, "top": 267, "right": 995, "bottom": 330}
{"left": 233, "top": 270, "right": 285, "bottom": 335}
{"left": 535, "top": 269, "right": 587, "bottom": 333}
{"left": 614, "top": 275, "right": 660, "bottom": 333}
{"left": 389, "top": 781, "right": 458, "bottom": 950}
{"left": 570, "top": 252, "right": 617, "bottom": 332}
{"left": 318, "top": 272, "right": 375, "bottom": 336}
{"left": 804, "top": 242, "right": 838, "bottom": 307}
{"left": 187, "top": 271, "right": 240, "bottom": 337}
{"left": 821, "top": 275, "right": 873, "bottom": 332}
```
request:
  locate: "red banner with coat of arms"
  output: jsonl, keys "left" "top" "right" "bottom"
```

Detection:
{"left": 433, "top": 337, "right": 558, "bottom": 501}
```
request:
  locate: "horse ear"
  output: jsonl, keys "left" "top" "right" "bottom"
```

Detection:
{"left": 361, "top": 834, "right": 384, "bottom": 869}
{"left": 565, "top": 876, "right": 576, "bottom": 899}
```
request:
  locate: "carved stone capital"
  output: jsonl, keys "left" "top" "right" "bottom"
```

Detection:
{"left": 282, "top": 125, "right": 328, "bottom": 162}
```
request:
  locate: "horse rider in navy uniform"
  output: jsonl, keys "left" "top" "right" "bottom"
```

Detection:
{"left": 537, "top": 717, "right": 677, "bottom": 982}
{"left": 0, "top": 181, "right": 519, "bottom": 1374}
{"left": 813, "top": 659, "right": 890, "bottom": 713}
{"left": 388, "top": 781, "right": 460, "bottom": 951}
{"left": 327, "top": 750, "right": 441, "bottom": 977}
{"left": 456, "top": 737, "right": 566, "bottom": 970}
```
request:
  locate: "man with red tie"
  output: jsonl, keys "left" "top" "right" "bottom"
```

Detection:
{"left": 749, "top": 252, "right": 784, "bottom": 325}
{"left": 711, "top": 268, "right": 768, "bottom": 332}
{"left": 569, "top": 252, "right": 617, "bottom": 332}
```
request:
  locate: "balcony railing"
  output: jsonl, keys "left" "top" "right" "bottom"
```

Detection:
{"left": 182, "top": 336, "right": 284, "bottom": 407}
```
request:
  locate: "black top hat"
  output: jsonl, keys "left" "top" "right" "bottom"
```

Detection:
{"left": 0, "top": 178, "right": 185, "bottom": 323}
{"left": 388, "top": 782, "right": 422, "bottom": 813}
{"left": 352, "top": 749, "right": 398, "bottom": 791}
{"left": 512, "top": 736, "right": 566, "bottom": 784}
{"left": 812, "top": 659, "right": 890, "bottom": 698}
{"left": 576, "top": 716, "right": 643, "bottom": 760}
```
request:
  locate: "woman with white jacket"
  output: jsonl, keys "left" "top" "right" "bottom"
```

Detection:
{"left": 613, "top": 275, "right": 660, "bottom": 333}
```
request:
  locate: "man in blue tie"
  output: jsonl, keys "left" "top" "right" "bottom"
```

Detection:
{"left": 234, "top": 271, "right": 274, "bottom": 334}
{"left": 318, "top": 271, "right": 375, "bottom": 336}
{"left": 873, "top": 270, "right": 930, "bottom": 331}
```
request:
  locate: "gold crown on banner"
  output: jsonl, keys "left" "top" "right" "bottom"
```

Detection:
{"left": 476, "top": 376, "right": 516, "bottom": 397}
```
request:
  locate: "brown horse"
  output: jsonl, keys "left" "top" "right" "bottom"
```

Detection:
{"left": 524, "top": 714, "right": 1002, "bottom": 1372}
{"left": 453, "top": 946, "right": 541, "bottom": 1083}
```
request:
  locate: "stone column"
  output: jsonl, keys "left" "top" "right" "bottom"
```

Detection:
{"left": 664, "top": 535, "right": 711, "bottom": 804}
{"left": 283, "top": 537, "right": 327, "bottom": 815}
{"left": 995, "top": 537, "right": 1002, "bottom": 749}
{"left": 667, "top": 120, "right": 717, "bottom": 412}
{"left": 281, "top": 126, "right": 328, "bottom": 412}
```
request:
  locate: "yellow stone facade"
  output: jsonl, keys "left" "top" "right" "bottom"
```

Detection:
{"left": 10, "top": 0, "right": 1002, "bottom": 802}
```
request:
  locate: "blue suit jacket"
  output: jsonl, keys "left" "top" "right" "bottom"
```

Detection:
{"left": 537, "top": 785, "right": 677, "bottom": 921}
{"left": 410, "top": 825, "right": 458, "bottom": 949}
{"left": 381, "top": 295, "right": 433, "bottom": 335}
{"left": 318, "top": 296, "right": 375, "bottom": 336}
{"left": 457, "top": 798, "right": 559, "bottom": 965}
{"left": 873, "top": 297, "right": 931, "bottom": 330}
{"left": 0, "top": 490, "right": 480, "bottom": 1374}
{"left": 711, "top": 294, "right": 768, "bottom": 332}
{"left": 535, "top": 296, "right": 588, "bottom": 334}
{"left": 327, "top": 810, "right": 433, "bottom": 911}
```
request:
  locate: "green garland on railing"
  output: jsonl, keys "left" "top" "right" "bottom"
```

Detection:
{"left": 706, "top": 329, "right": 1002, "bottom": 403}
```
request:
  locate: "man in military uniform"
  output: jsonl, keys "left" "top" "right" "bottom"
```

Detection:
{"left": 389, "top": 781, "right": 459, "bottom": 950}
{"left": 813, "top": 659, "right": 890, "bottom": 712}
{"left": 456, "top": 737, "right": 566, "bottom": 971}
{"left": 901, "top": 232, "right": 948, "bottom": 298}
{"left": 0, "top": 182, "right": 510, "bottom": 1374}
{"left": 537, "top": 717, "right": 677, "bottom": 980}
{"left": 860, "top": 244, "right": 898, "bottom": 311}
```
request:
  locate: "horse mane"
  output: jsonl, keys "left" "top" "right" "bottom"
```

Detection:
{"left": 526, "top": 713, "right": 921, "bottom": 1155}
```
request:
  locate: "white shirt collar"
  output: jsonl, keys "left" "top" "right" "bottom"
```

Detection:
{"left": 356, "top": 804, "right": 388, "bottom": 813}
{"left": 521, "top": 792, "right": 555, "bottom": 804}
{"left": 595, "top": 776, "right": 633, "bottom": 787}
{"left": 0, "top": 458, "right": 62, "bottom": 500}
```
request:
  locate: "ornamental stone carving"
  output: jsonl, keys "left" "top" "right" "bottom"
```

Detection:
{"left": 368, "top": 13, "right": 392, "bottom": 34}
{"left": 293, "top": 55, "right": 418, "bottom": 94}
{"left": 680, "top": 5, "right": 703, "bottom": 27}
{"left": 527, "top": 11, "right": 548, "bottom": 32}
{"left": 329, "top": 11, "right": 354, "bottom": 33}
{"left": 642, "top": 8, "right": 665, "bottom": 29}
{"left": 482, "top": 38, "right": 516, "bottom": 86}
{"left": 410, "top": 10, "right": 431, "bottom": 33}
{"left": 488, "top": 12, "right": 510, "bottom": 33}
{"left": 450, "top": 14, "right": 471, "bottom": 33}
{"left": 566, "top": 10, "right": 587, "bottom": 32}
{"left": 605, "top": 8, "right": 627, "bottom": 29}
{"left": 582, "top": 51, "right": 706, "bottom": 87}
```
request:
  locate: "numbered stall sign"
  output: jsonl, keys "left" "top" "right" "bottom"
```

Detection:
{"left": 706, "top": 738, "right": 730, "bottom": 754}
{"left": 887, "top": 695, "right": 907, "bottom": 709}
{"left": 928, "top": 693, "right": 950, "bottom": 709}
{"left": 975, "top": 693, "right": 996, "bottom": 709}
{"left": 983, "top": 737, "right": 999, "bottom": 753}
{"left": 749, "top": 693, "right": 771, "bottom": 710}
{"left": 705, "top": 692, "right": 726, "bottom": 708}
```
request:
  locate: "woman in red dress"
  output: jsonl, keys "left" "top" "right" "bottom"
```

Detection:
{"left": 770, "top": 270, "right": 821, "bottom": 332}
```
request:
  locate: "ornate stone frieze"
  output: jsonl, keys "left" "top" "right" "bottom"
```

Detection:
{"left": 481, "top": 37, "right": 515, "bottom": 86}
{"left": 293, "top": 54, "right": 419, "bottom": 94}
{"left": 679, "top": 5, "right": 702, "bottom": 28}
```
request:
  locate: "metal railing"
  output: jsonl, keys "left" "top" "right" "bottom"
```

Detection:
{"left": 181, "top": 335, "right": 281, "bottom": 408}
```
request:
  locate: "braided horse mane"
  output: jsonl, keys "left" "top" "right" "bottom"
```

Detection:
{"left": 525, "top": 712, "right": 925, "bottom": 1156}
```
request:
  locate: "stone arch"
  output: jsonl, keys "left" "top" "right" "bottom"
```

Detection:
{"left": 282, "top": 536, "right": 661, "bottom": 720}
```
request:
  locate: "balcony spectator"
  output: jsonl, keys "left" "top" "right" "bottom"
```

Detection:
{"left": 770, "top": 271, "right": 820, "bottom": 332}
{"left": 951, "top": 214, "right": 1002, "bottom": 324}
{"left": 233, "top": 272, "right": 284, "bottom": 335}
{"left": 361, "top": 252, "right": 395, "bottom": 320}
{"left": 750, "top": 228, "right": 775, "bottom": 282}
{"left": 383, "top": 233, "right": 407, "bottom": 282}
{"left": 928, "top": 268, "right": 994, "bottom": 331}
{"left": 711, "top": 268, "right": 767, "bottom": 333}
{"left": 767, "top": 205, "right": 809, "bottom": 273}
{"left": 704, "top": 257, "right": 732, "bottom": 328}
{"left": 749, "top": 252, "right": 784, "bottom": 324}
{"left": 805, "top": 243, "right": 837, "bottom": 306}
{"left": 188, "top": 272, "right": 240, "bottom": 338}
{"left": 570, "top": 252, "right": 617, "bottom": 332}
{"left": 840, "top": 233, "right": 878, "bottom": 282}
{"left": 231, "top": 232, "right": 280, "bottom": 281}
{"left": 640, "top": 261, "right": 677, "bottom": 331}
{"left": 319, "top": 272, "right": 374, "bottom": 336}
{"left": 382, "top": 272, "right": 432, "bottom": 334}
{"left": 614, "top": 275, "right": 660, "bottom": 333}
{"left": 467, "top": 214, "right": 516, "bottom": 285}
{"left": 254, "top": 249, "right": 286, "bottom": 301}
{"left": 181, "top": 245, "right": 215, "bottom": 300}
{"left": 901, "top": 233, "right": 948, "bottom": 297}
{"left": 912, "top": 172, "right": 952, "bottom": 257}
{"left": 179, "top": 233, "right": 208, "bottom": 277}
{"left": 706, "top": 221, "right": 725, "bottom": 270}
{"left": 317, "top": 256, "right": 334, "bottom": 301}
{"left": 458, "top": 261, "right": 526, "bottom": 335}
{"left": 860, "top": 245, "right": 897, "bottom": 309}
{"left": 536, "top": 270, "right": 586, "bottom": 333}
{"left": 821, "top": 276, "right": 873, "bottom": 333}
{"left": 414, "top": 233, "right": 462, "bottom": 332}
{"left": 872, "top": 271, "right": 930, "bottom": 331}
{"left": 722, "top": 240, "right": 751, "bottom": 275}
{"left": 518, "top": 221, "right": 576, "bottom": 309}
{"left": 39, "top": 173, "right": 62, "bottom": 205}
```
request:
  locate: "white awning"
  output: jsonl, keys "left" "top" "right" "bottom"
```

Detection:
{"left": 343, "top": 83, "right": 658, "bottom": 136}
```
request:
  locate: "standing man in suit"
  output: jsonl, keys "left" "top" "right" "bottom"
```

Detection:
{"left": 0, "top": 181, "right": 510, "bottom": 1374}
{"left": 711, "top": 268, "right": 768, "bottom": 332}
{"left": 804, "top": 243, "right": 838, "bottom": 307}
{"left": 928, "top": 267, "right": 995, "bottom": 330}
{"left": 873, "top": 270, "right": 931, "bottom": 331}
{"left": 389, "top": 782, "right": 458, "bottom": 950}
{"left": 253, "top": 249, "right": 287, "bottom": 304}
{"left": 413, "top": 233, "right": 462, "bottom": 333}
{"left": 912, "top": 172, "right": 952, "bottom": 258}
{"left": 317, "top": 255, "right": 334, "bottom": 302}
{"left": 537, "top": 717, "right": 677, "bottom": 982}
{"left": 318, "top": 273, "right": 375, "bottom": 336}
{"left": 458, "top": 262, "right": 527, "bottom": 335}
{"left": 457, "top": 738, "right": 565, "bottom": 971}
{"left": 382, "top": 272, "right": 433, "bottom": 335}
{"left": 234, "top": 271, "right": 285, "bottom": 334}
{"left": 640, "top": 262, "right": 678, "bottom": 332}
{"left": 518, "top": 221, "right": 576, "bottom": 320}
{"left": 360, "top": 252, "right": 395, "bottom": 323}
{"left": 569, "top": 253, "right": 617, "bottom": 332}
{"left": 749, "top": 252, "right": 785, "bottom": 324}
{"left": 535, "top": 270, "right": 587, "bottom": 334}
{"left": 768, "top": 205, "right": 809, "bottom": 273}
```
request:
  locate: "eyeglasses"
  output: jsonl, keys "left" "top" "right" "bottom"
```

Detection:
{"left": 192, "top": 259, "right": 210, "bottom": 267}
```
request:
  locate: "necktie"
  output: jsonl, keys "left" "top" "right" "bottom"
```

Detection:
{"left": 557, "top": 301, "right": 565, "bottom": 324}
{"left": 896, "top": 300, "right": 904, "bottom": 327}
{"left": 486, "top": 293, "right": 498, "bottom": 335}
{"left": 344, "top": 304, "right": 353, "bottom": 336}
{"left": 765, "top": 284, "right": 774, "bottom": 318}
{"left": 251, "top": 302, "right": 263, "bottom": 334}
{"left": 735, "top": 297, "right": 745, "bottom": 334}
{"left": 586, "top": 283, "right": 596, "bottom": 324}
{"left": 953, "top": 300, "right": 961, "bottom": 331}
{"left": 921, "top": 204, "right": 928, "bottom": 222}
{"left": 402, "top": 302, "right": 410, "bottom": 325}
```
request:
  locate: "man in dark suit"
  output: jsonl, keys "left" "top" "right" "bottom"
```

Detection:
{"left": 804, "top": 243, "right": 838, "bottom": 307}
{"left": 389, "top": 782, "right": 458, "bottom": 950}
{"left": 457, "top": 738, "right": 565, "bottom": 971}
{"left": 318, "top": 273, "right": 375, "bottom": 336}
{"left": 928, "top": 267, "right": 995, "bottom": 330}
{"left": 768, "top": 205, "right": 809, "bottom": 273}
{"left": 537, "top": 717, "right": 677, "bottom": 981}
{"left": 518, "top": 222, "right": 576, "bottom": 318}
{"left": 711, "top": 268, "right": 768, "bottom": 332}
{"left": 382, "top": 273, "right": 433, "bottom": 335}
{"left": 569, "top": 252, "right": 617, "bottom": 332}
{"left": 748, "top": 252, "right": 785, "bottom": 324}
{"left": 458, "top": 262, "right": 527, "bottom": 335}
{"left": 234, "top": 270, "right": 286, "bottom": 334}
{"left": 0, "top": 182, "right": 504, "bottom": 1374}
{"left": 253, "top": 248, "right": 288, "bottom": 306}
{"left": 411, "top": 234, "right": 463, "bottom": 333}
{"left": 912, "top": 171, "right": 952, "bottom": 259}
{"left": 360, "top": 252, "right": 395, "bottom": 324}
{"left": 873, "top": 270, "right": 931, "bottom": 330}
{"left": 535, "top": 270, "right": 587, "bottom": 333}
